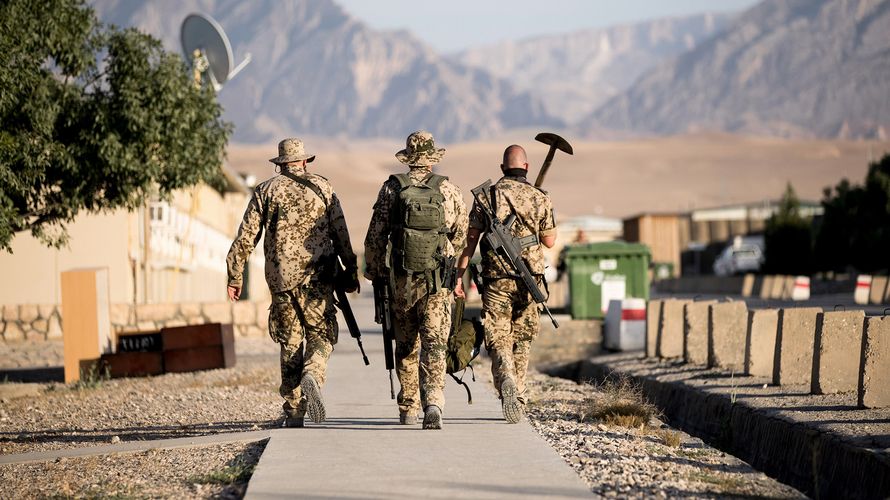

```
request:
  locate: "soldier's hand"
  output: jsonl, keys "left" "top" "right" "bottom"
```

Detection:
{"left": 342, "top": 267, "right": 360, "bottom": 294}
{"left": 227, "top": 285, "right": 241, "bottom": 302}
{"left": 454, "top": 282, "right": 465, "bottom": 299}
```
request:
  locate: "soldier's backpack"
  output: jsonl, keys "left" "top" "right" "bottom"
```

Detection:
{"left": 446, "top": 297, "right": 485, "bottom": 403}
{"left": 389, "top": 173, "right": 449, "bottom": 289}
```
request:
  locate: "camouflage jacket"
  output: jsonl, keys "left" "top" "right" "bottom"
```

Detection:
{"left": 469, "top": 173, "right": 556, "bottom": 279}
{"left": 364, "top": 166, "right": 468, "bottom": 305}
{"left": 226, "top": 165, "right": 357, "bottom": 293}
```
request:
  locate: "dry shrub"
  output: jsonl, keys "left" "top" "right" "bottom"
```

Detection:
{"left": 656, "top": 428, "right": 682, "bottom": 447}
{"left": 578, "top": 375, "right": 659, "bottom": 428}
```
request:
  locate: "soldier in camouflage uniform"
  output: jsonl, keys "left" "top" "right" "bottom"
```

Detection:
{"left": 364, "top": 131, "right": 468, "bottom": 430}
{"left": 226, "top": 138, "right": 359, "bottom": 428}
{"left": 456, "top": 144, "right": 557, "bottom": 424}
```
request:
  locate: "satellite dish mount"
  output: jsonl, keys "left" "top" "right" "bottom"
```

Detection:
{"left": 181, "top": 13, "right": 251, "bottom": 91}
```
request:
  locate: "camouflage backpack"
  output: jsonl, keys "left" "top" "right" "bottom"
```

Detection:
{"left": 446, "top": 297, "right": 485, "bottom": 403}
{"left": 389, "top": 173, "right": 449, "bottom": 285}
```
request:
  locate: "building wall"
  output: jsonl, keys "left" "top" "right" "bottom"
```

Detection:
{"left": 0, "top": 211, "right": 133, "bottom": 304}
{"left": 623, "top": 214, "right": 685, "bottom": 277}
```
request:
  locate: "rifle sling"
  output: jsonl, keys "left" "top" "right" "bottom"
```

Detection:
{"left": 281, "top": 170, "right": 328, "bottom": 209}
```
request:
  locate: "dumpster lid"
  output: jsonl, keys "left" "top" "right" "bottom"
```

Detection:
{"left": 564, "top": 241, "right": 651, "bottom": 257}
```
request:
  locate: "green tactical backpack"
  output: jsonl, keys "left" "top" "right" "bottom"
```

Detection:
{"left": 390, "top": 173, "right": 448, "bottom": 278}
{"left": 446, "top": 297, "right": 485, "bottom": 403}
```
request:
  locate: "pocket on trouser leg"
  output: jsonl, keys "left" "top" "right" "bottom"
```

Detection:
{"left": 269, "top": 293, "right": 298, "bottom": 344}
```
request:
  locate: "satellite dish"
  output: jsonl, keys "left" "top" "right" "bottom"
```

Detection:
{"left": 181, "top": 13, "right": 251, "bottom": 91}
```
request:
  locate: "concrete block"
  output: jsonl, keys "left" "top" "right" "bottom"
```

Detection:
{"left": 781, "top": 276, "right": 797, "bottom": 300}
{"left": 854, "top": 275, "right": 872, "bottom": 305}
{"left": 745, "top": 309, "right": 779, "bottom": 377}
{"left": 759, "top": 275, "right": 774, "bottom": 300}
{"left": 202, "top": 303, "right": 232, "bottom": 324}
{"left": 708, "top": 302, "right": 748, "bottom": 371}
{"left": 769, "top": 275, "right": 786, "bottom": 300}
{"left": 773, "top": 307, "right": 821, "bottom": 386}
{"left": 870, "top": 276, "right": 888, "bottom": 305}
{"left": 741, "top": 274, "right": 756, "bottom": 297}
{"left": 658, "top": 300, "right": 690, "bottom": 358}
{"left": 812, "top": 311, "right": 865, "bottom": 394}
{"left": 858, "top": 316, "right": 890, "bottom": 408}
{"left": 645, "top": 300, "right": 663, "bottom": 358}
{"left": 684, "top": 301, "right": 716, "bottom": 365}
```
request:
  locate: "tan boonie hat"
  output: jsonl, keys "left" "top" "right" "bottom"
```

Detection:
{"left": 269, "top": 138, "right": 316, "bottom": 164}
{"left": 395, "top": 130, "right": 445, "bottom": 166}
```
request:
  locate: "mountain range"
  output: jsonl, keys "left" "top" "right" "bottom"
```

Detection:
{"left": 454, "top": 13, "right": 731, "bottom": 124}
{"left": 92, "top": 0, "right": 889, "bottom": 142}
{"left": 586, "top": 0, "right": 890, "bottom": 139}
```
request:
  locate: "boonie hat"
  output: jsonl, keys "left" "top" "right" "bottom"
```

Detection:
{"left": 269, "top": 138, "right": 315, "bottom": 164}
{"left": 395, "top": 130, "right": 445, "bottom": 166}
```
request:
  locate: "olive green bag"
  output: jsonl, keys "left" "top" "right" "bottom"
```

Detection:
{"left": 446, "top": 297, "right": 485, "bottom": 403}
{"left": 389, "top": 173, "right": 448, "bottom": 285}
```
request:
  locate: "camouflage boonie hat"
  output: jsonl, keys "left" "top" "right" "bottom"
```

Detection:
{"left": 395, "top": 130, "right": 445, "bottom": 166}
{"left": 269, "top": 138, "right": 316, "bottom": 164}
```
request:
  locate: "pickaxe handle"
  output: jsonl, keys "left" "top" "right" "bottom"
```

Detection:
{"left": 534, "top": 147, "right": 557, "bottom": 188}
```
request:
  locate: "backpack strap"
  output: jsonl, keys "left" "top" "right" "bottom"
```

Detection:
{"left": 281, "top": 170, "right": 328, "bottom": 209}
{"left": 390, "top": 173, "right": 412, "bottom": 190}
{"left": 424, "top": 174, "right": 447, "bottom": 189}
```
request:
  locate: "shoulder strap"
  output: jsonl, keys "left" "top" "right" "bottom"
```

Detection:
{"left": 281, "top": 170, "right": 328, "bottom": 208}
{"left": 390, "top": 173, "right": 412, "bottom": 190}
{"left": 425, "top": 174, "right": 447, "bottom": 190}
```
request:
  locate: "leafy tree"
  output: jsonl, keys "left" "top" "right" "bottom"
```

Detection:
{"left": 764, "top": 183, "right": 813, "bottom": 275}
{"left": 814, "top": 154, "right": 890, "bottom": 273}
{"left": 0, "top": 0, "right": 231, "bottom": 251}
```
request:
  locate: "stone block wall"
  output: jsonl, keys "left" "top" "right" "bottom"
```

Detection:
{"left": 1, "top": 301, "right": 272, "bottom": 343}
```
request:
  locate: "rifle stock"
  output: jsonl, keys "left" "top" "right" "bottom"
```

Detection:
{"left": 334, "top": 259, "right": 369, "bottom": 365}
{"left": 373, "top": 278, "right": 397, "bottom": 399}
{"left": 471, "top": 181, "right": 559, "bottom": 329}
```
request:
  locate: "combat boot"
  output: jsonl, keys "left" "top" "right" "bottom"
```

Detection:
{"left": 399, "top": 410, "right": 417, "bottom": 425}
{"left": 300, "top": 373, "right": 326, "bottom": 423}
{"left": 283, "top": 411, "right": 304, "bottom": 428}
{"left": 422, "top": 405, "right": 442, "bottom": 430}
{"left": 500, "top": 378, "right": 522, "bottom": 424}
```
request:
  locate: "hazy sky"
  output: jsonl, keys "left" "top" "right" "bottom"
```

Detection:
{"left": 336, "top": 0, "right": 760, "bottom": 53}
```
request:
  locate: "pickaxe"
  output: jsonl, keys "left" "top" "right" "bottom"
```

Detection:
{"left": 534, "top": 132, "right": 573, "bottom": 188}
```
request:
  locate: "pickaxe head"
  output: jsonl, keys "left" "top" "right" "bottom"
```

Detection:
{"left": 535, "top": 132, "right": 573, "bottom": 155}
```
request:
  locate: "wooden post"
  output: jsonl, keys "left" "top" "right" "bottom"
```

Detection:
{"left": 61, "top": 268, "right": 113, "bottom": 383}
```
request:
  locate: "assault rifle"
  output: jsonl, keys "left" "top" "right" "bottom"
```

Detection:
{"left": 334, "top": 258, "right": 369, "bottom": 366}
{"left": 470, "top": 180, "right": 559, "bottom": 328}
{"left": 373, "top": 277, "right": 396, "bottom": 399}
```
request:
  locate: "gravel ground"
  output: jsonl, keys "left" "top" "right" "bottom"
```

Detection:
{"left": 522, "top": 370, "right": 806, "bottom": 499}
{"left": 0, "top": 439, "right": 267, "bottom": 499}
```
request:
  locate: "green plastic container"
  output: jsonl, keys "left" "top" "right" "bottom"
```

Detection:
{"left": 565, "top": 242, "right": 651, "bottom": 319}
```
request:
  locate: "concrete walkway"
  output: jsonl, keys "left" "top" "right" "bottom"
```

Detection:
{"left": 245, "top": 294, "right": 591, "bottom": 499}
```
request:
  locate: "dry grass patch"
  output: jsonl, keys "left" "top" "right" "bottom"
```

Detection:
{"left": 577, "top": 375, "right": 659, "bottom": 428}
{"left": 655, "top": 428, "right": 682, "bottom": 447}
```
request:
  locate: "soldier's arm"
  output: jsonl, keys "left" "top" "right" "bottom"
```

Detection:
{"left": 456, "top": 200, "right": 484, "bottom": 275}
{"left": 328, "top": 193, "right": 357, "bottom": 269}
{"left": 540, "top": 195, "right": 557, "bottom": 249}
{"left": 362, "top": 182, "right": 394, "bottom": 281}
{"left": 448, "top": 184, "right": 469, "bottom": 255}
{"left": 226, "top": 189, "right": 264, "bottom": 295}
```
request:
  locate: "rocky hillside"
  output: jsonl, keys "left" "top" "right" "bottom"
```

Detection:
{"left": 92, "top": 0, "right": 558, "bottom": 143}
{"left": 455, "top": 13, "right": 731, "bottom": 123}
{"left": 586, "top": 0, "right": 890, "bottom": 139}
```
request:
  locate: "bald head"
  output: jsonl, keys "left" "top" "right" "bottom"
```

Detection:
{"left": 502, "top": 145, "right": 528, "bottom": 170}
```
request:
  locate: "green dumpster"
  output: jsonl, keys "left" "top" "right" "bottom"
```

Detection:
{"left": 564, "top": 242, "right": 651, "bottom": 319}
{"left": 652, "top": 262, "right": 675, "bottom": 280}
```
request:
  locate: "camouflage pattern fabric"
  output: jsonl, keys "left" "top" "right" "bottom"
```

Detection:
{"left": 269, "top": 137, "right": 316, "bottom": 164}
{"left": 393, "top": 289, "right": 451, "bottom": 414}
{"left": 226, "top": 164, "right": 357, "bottom": 293}
{"left": 271, "top": 283, "right": 339, "bottom": 414}
{"left": 482, "top": 277, "right": 540, "bottom": 404}
{"left": 469, "top": 175, "right": 556, "bottom": 279}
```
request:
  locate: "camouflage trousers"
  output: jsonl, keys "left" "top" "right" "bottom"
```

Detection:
{"left": 482, "top": 278, "right": 540, "bottom": 404}
{"left": 393, "top": 287, "right": 451, "bottom": 415}
{"left": 269, "top": 282, "right": 338, "bottom": 415}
